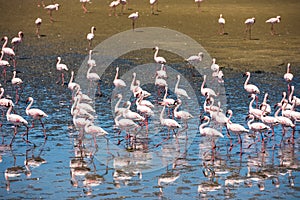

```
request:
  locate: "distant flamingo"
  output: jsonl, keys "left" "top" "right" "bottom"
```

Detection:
{"left": 175, "top": 75, "right": 190, "bottom": 99}
{"left": 11, "top": 31, "right": 24, "bottom": 51}
{"left": 260, "top": 107, "right": 279, "bottom": 137}
{"left": 156, "top": 64, "right": 167, "bottom": 79}
{"left": 153, "top": 46, "right": 166, "bottom": 64}
{"left": 68, "top": 71, "right": 79, "bottom": 92}
{"left": 35, "top": 18, "right": 42, "bottom": 38}
{"left": 86, "top": 61, "right": 101, "bottom": 95}
{"left": 259, "top": 93, "right": 271, "bottom": 115}
{"left": 109, "top": 0, "right": 120, "bottom": 16}
{"left": 201, "top": 75, "right": 217, "bottom": 97}
{"left": 150, "top": 0, "right": 159, "bottom": 14}
{"left": 173, "top": 99, "right": 193, "bottom": 129}
{"left": 246, "top": 114, "right": 270, "bottom": 153}
{"left": 226, "top": 110, "right": 249, "bottom": 154}
{"left": 25, "top": 97, "right": 48, "bottom": 138}
{"left": 11, "top": 71, "right": 23, "bottom": 104}
{"left": 123, "top": 101, "right": 145, "bottom": 121}
{"left": 284, "top": 63, "right": 293, "bottom": 95}
{"left": 84, "top": 120, "right": 108, "bottom": 148}
{"left": 218, "top": 14, "right": 226, "bottom": 35}
{"left": 212, "top": 67, "right": 224, "bottom": 83}
{"left": 289, "top": 86, "right": 300, "bottom": 107}
{"left": 87, "top": 50, "right": 96, "bottom": 67}
{"left": 160, "top": 105, "right": 181, "bottom": 139}
{"left": 114, "top": 94, "right": 127, "bottom": 116}
{"left": 248, "top": 94, "right": 263, "bottom": 119}
{"left": 128, "top": 12, "right": 139, "bottom": 31}
{"left": 158, "top": 86, "right": 176, "bottom": 110}
{"left": 87, "top": 26, "right": 96, "bottom": 49}
{"left": 44, "top": 3, "right": 59, "bottom": 22}
{"left": 266, "top": 16, "right": 281, "bottom": 35}
{"left": 0, "top": 88, "right": 14, "bottom": 108}
{"left": 155, "top": 74, "right": 167, "bottom": 93}
{"left": 114, "top": 113, "right": 139, "bottom": 138}
{"left": 6, "top": 102, "right": 29, "bottom": 146}
{"left": 136, "top": 95, "right": 154, "bottom": 130}
{"left": 120, "top": 0, "right": 127, "bottom": 14}
{"left": 243, "top": 72, "right": 260, "bottom": 95}
{"left": 210, "top": 58, "right": 220, "bottom": 72}
{"left": 56, "top": 57, "right": 68, "bottom": 85}
{"left": 244, "top": 17, "right": 255, "bottom": 39}
{"left": 113, "top": 67, "right": 126, "bottom": 88}
{"left": 185, "top": 52, "right": 203, "bottom": 63}
{"left": 1, "top": 36, "right": 15, "bottom": 68}
{"left": 0, "top": 50, "right": 10, "bottom": 79}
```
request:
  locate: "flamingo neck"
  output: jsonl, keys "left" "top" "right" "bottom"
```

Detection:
{"left": 274, "top": 106, "right": 281, "bottom": 118}
{"left": 289, "top": 87, "right": 294, "bottom": 102}
{"left": 114, "top": 114, "right": 121, "bottom": 126}
{"left": 163, "top": 88, "right": 168, "bottom": 100}
{"left": 0, "top": 88, "right": 4, "bottom": 98}
{"left": 200, "top": 118, "right": 209, "bottom": 130}
{"left": 247, "top": 116, "right": 254, "bottom": 128}
{"left": 115, "top": 96, "right": 122, "bottom": 111}
{"left": 26, "top": 99, "right": 34, "bottom": 111}
{"left": 244, "top": 73, "right": 250, "bottom": 86}
{"left": 175, "top": 76, "right": 180, "bottom": 90}
{"left": 249, "top": 95, "right": 255, "bottom": 111}
{"left": 87, "top": 65, "right": 93, "bottom": 75}
{"left": 13, "top": 71, "right": 16, "bottom": 79}
{"left": 160, "top": 106, "right": 165, "bottom": 122}
{"left": 201, "top": 75, "right": 206, "bottom": 90}
{"left": 2, "top": 37, "right": 8, "bottom": 49}
{"left": 114, "top": 68, "right": 119, "bottom": 81}
{"left": 6, "top": 104, "right": 13, "bottom": 117}
{"left": 174, "top": 102, "right": 180, "bottom": 113}
{"left": 57, "top": 58, "right": 61, "bottom": 65}
{"left": 154, "top": 48, "right": 159, "bottom": 59}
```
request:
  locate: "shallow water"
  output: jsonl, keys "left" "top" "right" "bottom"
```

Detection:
{"left": 0, "top": 51, "right": 299, "bottom": 199}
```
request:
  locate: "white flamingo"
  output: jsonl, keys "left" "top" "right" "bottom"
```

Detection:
{"left": 35, "top": 18, "right": 42, "bottom": 38}
{"left": 114, "top": 113, "right": 139, "bottom": 136}
{"left": 201, "top": 75, "right": 217, "bottom": 97}
{"left": 158, "top": 86, "right": 176, "bottom": 108}
{"left": 113, "top": 67, "right": 126, "bottom": 88}
{"left": 175, "top": 75, "right": 190, "bottom": 99}
{"left": 123, "top": 101, "right": 145, "bottom": 121}
{"left": 244, "top": 17, "right": 255, "bottom": 39}
{"left": 0, "top": 50, "right": 10, "bottom": 78}
{"left": 226, "top": 109, "right": 249, "bottom": 154}
{"left": 266, "top": 16, "right": 281, "bottom": 35}
{"left": 56, "top": 57, "right": 68, "bottom": 85}
{"left": 128, "top": 12, "right": 139, "bottom": 30}
{"left": 248, "top": 94, "right": 263, "bottom": 119}
{"left": 44, "top": 3, "right": 59, "bottom": 22}
{"left": 109, "top": 0, "right": 120, "bottom": 16}
{"left": 84, "top": 120, "right": 108, "bottom": 139}
{"left": 11, "top": 31, "right": 24, "bottom": 50}
{"left": 173, "top": 99, "right": 193, "bottom": 128}
{"left": 68, "top": 71, "right": 79, "bottom": 92}
{"left": 87, "top": 26, "right": 96, "bottom": 49}
{"left": 160, "top": 105, "right": 181, "bottom": 135}
{"left": 6, "top": 102, "right": 29, "bottom": 146}
{"left": 0, "top": 88, "right": 13, "bottom": 107}
{"left": 243, "top": 72, "right": 260, "bottom": 95}
{"left": 25, "top": 97, "right": 48, "bottom": 138}
{"left": 153, "top": 46, "right": 166, "bottom": 64}
{"left": 218, "top": 14, "right": 226, "bottom": 35}
{"left": 289, "top": 86, "right": 300, "bottom": 107}
{"left": 156, "top": 64, "right": 167, "bottom": 79}
{"left": 185, "top": 52, "right": 203, "bottom": 63}
{"left": 284, "top": 63, "right": 293, "bottom": 95}
{"left": 211, "top": 58, "right": 220, "bottom": 72}
{"left": 114, "top": 94, "right": 127, "bottom": 116}
{"left": 259, "top": 93, "right": 271, "bottom": 115}
{"left": 11, "top": 71, "right": 23, "bottom": 104}
{"left": 1, "top": 36, "right": 15, "bottom": 68}
{"left": 87, "top": 50, "right": 96, "bottom": 67}
{"left": 86, "top": 61, "right": 101, "bottom": 94}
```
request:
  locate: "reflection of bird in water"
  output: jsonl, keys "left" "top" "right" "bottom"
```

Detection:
{"left": 83, "top": 173, "right": 104, "bottom": 195}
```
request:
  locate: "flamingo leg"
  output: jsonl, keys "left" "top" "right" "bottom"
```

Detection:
{"left": 238, "top": 134, "right": 243, "bottom": 155}
{"left": 9, "top": 127, "right": 18, "bottom": 147}
{"left": 61, "top": 72, "right": 65, "bottom": 86}
{"left": 39, "top": 119, "right": 47, "bottom": 139}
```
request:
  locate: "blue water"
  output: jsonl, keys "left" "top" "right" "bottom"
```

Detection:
{"left": 0, "top": 53, "right": 299, "bottom": 199}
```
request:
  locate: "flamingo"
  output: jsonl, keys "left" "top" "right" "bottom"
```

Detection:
{"left": 160, "top": 105, "right": 181, "bottom": 137}
{"left": 211, "top": 58, "right": 220, "bottom": 73}
{"left": 35, "top": 18, "right": 42, "bottom": 38}
{"left": 114, "top": 94, "right": 127, "bottom": 116}
{"left": 201, "top": 75, "right": 217, "bottom": 97}
{"left": 120, "top": 0, "right": 127, "bottom": 15}
{"left": 0, "top": 88, "right": 14, "bottom": 108}
{"left": 0, "top": 50, "right": 10, "bottom": 79}
{"left": 266, "top": 16, "right": 281, "bottom": 35}
{"left": 74, "top": 95, "right": 95, "bottom": 114}
{"left": 11, "top": 31, "right": 24, "bottom": 51}
{"left": 114, "top": 113, "right": 139, "bottom": 137}
{"left": 185, "top": 52, "right": 203, "bottom": 63}
{"left": 109, "top": 0, "right": 120, "bottom": 16}
{"left": 84, "top": 120, "right": 108, "bottom": 148}
{"left": 56, "top": 57, "right": 68, "bottom": 85}
{"left": 128, "top": 12, "right": 139, "bottom": 31}
{"left": 25, "top": 97, "right": 48, "bottom": 138}
{"left": 260, "top": 107, "right": 279, "bottom": 137}
{"left": 68, "top": 71, "right": 79, "bottom": 92}
{"left": 218, "top": 14, "right": 226, "bottom": 35}
{"left": 1, "top": 36, "right": 15, "bottom": 68}
{"left": 87, "top": 26, "right": 96, "bottom": 49}
{"left": 158, "top": 86, "right": 176, "bottom": 109}
{"left": 289, "top": 86, "right": 300, "bottom": 107}
{"left": 226, "top": 110, "right": 249, "bottom": 154}
{"left": 136, "top": 95, "right": 154, "bottom": 129}
{"left": 156, "top": 64, "right": 167, "bottom": 79}
{"left": 72, "top": 108, "right": 90, "bottom": 132}
{"left": 212, "top": 67, "right": 224, "bottom": 83}
{"left": 150, "top": 0, "right": 159, "bottom": 14}
{"left": 113, "top": 67, "right": 126, "bottom": 88}
{"left": 153, "top": 46, "right": 166, "bottom": 64}
{"left": 6, "top": 102, "right": 29, "bottom": 146}
{"left": 259, "top": 93, "right": 271, "bottom": 115}
{"left": 132, "top": 79, "right": 151, "bottom": 98}
{"left": 246, "top": 114, "right": 270, "bottom": 152}
{"left": 199, "top": 116, "right": 224, "bottom": 159}
{"left": 284, "top": 63, "right": 293, "bottom": 95}
{"left": 86, "top": 60, "right": 101, "bottom": 95}
{"left": 175, "top": 75, "right": 190, "bottom": 99}
{"left": 44, "top": 3, "right": 59, "bottom": 22}
{"left": 11, "top": 71, "right": 23, "bottom": 104}
{"left": 173, "top": 99, "right": 193, "bottom": 128}
{"left": 243, "top": 72, "right": 260, "bottom": 95}
{"left": 195, "top": 0, "right": 204, "bottom": 12}
{"left": 248, "top": 94, "right": 263, "bottom": 119}
{"left": 87, "top": 50, "right": 96, "bottom": 67}
{"left": 244, "top": 17, "right": 255, "bottom": 39}
{"left": 155, "top": 74, "right": 167, "bottom": 89}
{"left": 123, "top": 101, "right": 145, "bottom": 121}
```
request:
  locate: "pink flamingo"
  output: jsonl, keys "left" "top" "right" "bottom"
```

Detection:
{"left": 266, "top": 16, "right": 281, "bottom": 35}
{"left": 201, "top": 75, "right": 217, "bottom": 97}
{"left": 87, "top": 26, "right": 96, "bottom": 49}
{"left": 218, "top": 14, "right": 226, "bottom": 35}
{"left": 259, "top": 93, "right": 271, "bottom": 115}
{"left": 114, "top": 113, "right": 139, "bottom": 140}
{"left": 244, "top": 17, "right": 255, "bottom": 39}
{"left": 0, "top": 88, "right": 14, "bottom": 108}
{"left": 1, "top": 36, "right": 16, "bottom": 69}
{"left": 11, "top": 71, "right": 23, "bottom": 104}
{"left": 86, "top": 61, "right": 101, "bottom": 95}
{"left": 84, "top": 120, "right": 108, "bottom": 148}
{"left": 173, "top": 99, "right": 193, "bottom": 129}
{"left": 11, "top": 31, "right": 24, "bottom": 51}
{"left": 6, "top": 102, "right": 29, "bottom": 146}
{"left": 175, "top": 75, "right": 190, "bottom": 99}
{"left": 226, "top": 110, "right": 249, "bottom": 154}
{"left": 56, "top": 57, "right": 68, "bottom": 85}
{"left": 128, "top": 12, "right": 139, "bottom": 30}
{"left": 156, "top": 64, "right": 167, "bottom": 79}
{"left": 289, "top": 86, "right": 300, "bottom": 107}
{"left": 153, "top": 46, "right": 166, "bottom": 64}
{"left": 120, "top": 0, "right": 127, "bottom": 14}
{"left": 248, "top": 94, "right": 263, "bottom": 119}
{"left": 243, "top": 72, "right": 260, "bottom": 95}
{"left": 123, "top": 101, "right": 145, "bottom": 121}
{"left": 25, "top": 97, "right": 48, "bottom": 138}
{"left": 109, "top": 0, "right": 120, "bottom": 16}
{"left": 246, "top": 114, "right": 270, "bottom": 153}
{"left": 158, "top": 86, "right": 176, "bottom": 116}
{"left": 113, "top": 67, "right": 126, "bottom": 88}
{"left": 35, "top": 18, "right": 42, "bottom": 38}
{"left": 160, "top": 105, "right": 181, "bottom": 140}
{"left": 0, "top": 50, "right": 10, "bottom": 79}
{"left": 44, "top": 3, "right": 59, "bottom": 22}
{"left": 136, "top": 95, "right": 154, "bottom": 131}
{"left": 284, "top": 63, "right": 293, "bottom": 95}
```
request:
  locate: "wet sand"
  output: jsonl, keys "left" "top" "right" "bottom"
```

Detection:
{"left": 0, "top": 0, "right": 300, "bottom": 73}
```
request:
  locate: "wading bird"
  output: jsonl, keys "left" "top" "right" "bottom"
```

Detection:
{"left": 266, "top": 16, "right": 281, "bottom": 35}
{"left": 128, "top": 12, "right": 139, "bottom": 31}
{"left": 244, "top": 17, "right": 255, "bottom": 39}
{"left": 56, "top": 57, "right": 68, "bottom": 85}
{"left": 218, "top": 14, "right": 225, "bottom": 35}
{"left": 44, "top": 3, "right": 59, "bottom": 22}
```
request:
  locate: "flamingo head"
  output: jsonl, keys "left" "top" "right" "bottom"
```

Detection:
{"left": 26, "top": 97, "right": 33, "bottom": 103}
{"left": 92, "top": 26, "right": 96, "bottom": 31}
{"left": 243, "top": 71, "right": 250, "bottom": 77}
{"left": 55, "top": 4, "right": 60, "bottom": 10}
{"left": 57, "top": 56, "right": 61, "bottom": 61}
{"left": 1, "top": 36, "right": 8, "bottom": 41}
{"left": 153, "top": 46, "right": 159, "bottom": 51}
{"left": 219, "top": 14, "right": 223, "bottom": 18}
{"left": 277, "top": 16, "right": 281, "bottom": 20}
{"left": 18, "top": 31, "right": 24, "bottom": 38}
